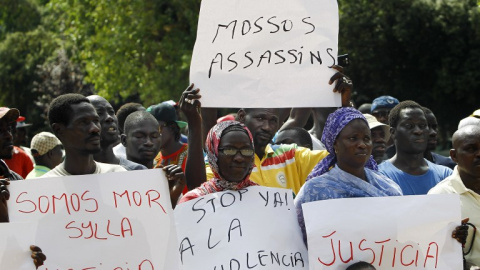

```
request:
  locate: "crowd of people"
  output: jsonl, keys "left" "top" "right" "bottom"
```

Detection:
{"left": 0, "top": 68, "right": 479, "bottom": 269}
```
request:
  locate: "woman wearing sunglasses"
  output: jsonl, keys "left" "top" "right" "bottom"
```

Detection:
{"left": 177, "top": 84, "right": 257, "bottom": 204}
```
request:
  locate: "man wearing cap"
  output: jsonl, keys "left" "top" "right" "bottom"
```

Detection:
{"left": 147, "top": 103, "right": 189, "bottom": 180}
{"left": 26, "top": 132, "right": 63, "bottom": 179}
{"left": 363, "top": 114, "right": 390, "bottom": 164}
{"left": 370, "top": 95, "right": 400, "bottom": 124}
{"left": 0, "top": 107, "right": 23, "bottom": 181}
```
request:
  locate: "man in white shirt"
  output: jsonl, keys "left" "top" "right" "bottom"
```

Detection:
{"left": 42, "top": 94, "right": 126, "bottom": 177}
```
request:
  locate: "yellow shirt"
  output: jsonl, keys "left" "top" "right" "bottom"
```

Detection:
{"left": 428, "top": 167, "right": 480, "bottom": 266}
{"left": 206, "top": 144, "right": 328, "bottom": 194}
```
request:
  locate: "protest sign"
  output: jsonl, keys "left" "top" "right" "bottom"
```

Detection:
{"left": 302, "top": 194, "right": 462, "bottom": 270}
{"left": 7, "top": 169, "right": 181, "bottom": 270}
{"left": 0, "top": 223, "right": 37, "bottom": 269}
{"left": 190, "top": 0, "right": 340, "bottom": 108}
{"left": 174, "top": 186, "right": 308, "bottom": 269}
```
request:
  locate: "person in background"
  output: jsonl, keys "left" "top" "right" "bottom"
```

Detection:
{"left": 14, "top": 119, "right": 34, "bottom": 163}
{"left": 1, "top": 107, "right": 33, "bottom": 178}
{"left": 378, "top": 101, "right": 452, "bottom": 195}
{"left": 357, "top": 103, "right": 372, "bottom": 114}
{"left": 121, "top": 111, "right": 162, "bottom": 169}
{"left": 113, "top": 102, "right": 145, "bottom": 159}
{"left": 422, "top": 107, "right": 456, "bottom": 169}
{"left": 26, "top": 132, "right": 63, "bottom": 179}
{"left": 295, "top": 107, "right": 402, "bottom": 243}
{"left": 370, "top": 95, "right": 399, "bottom": 125}
{"left": 42, "top": 94, "right": 126, "bottom": 177}
{"left": 429, "top": 125, "right": 480, "bottom": 268}
{"left": 0, "top": 107, "right": 23, "bottom": 181}
{"left": 275, "top": 127, "right": 313, "bottom": 150}
{"left": 363, "top": 113, "right": 390, "bottom": 164}
{"left": 87, "top": 95, "right": 146, "bottom": 171}
{"left": 148, "top": 103, "right": 189, "bottom": 188}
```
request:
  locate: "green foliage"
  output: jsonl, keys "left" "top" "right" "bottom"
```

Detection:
{"left": 0, "top": 0, "right": 41, "bottom": 41}
{"left": 44, "top": 0, "right": 201, "bottom": 106}
{"left": 339, "top": 0, "right": 480, "bottom": 134}
{"left": 0, "top": 27, "right": 59, "bottom": 110}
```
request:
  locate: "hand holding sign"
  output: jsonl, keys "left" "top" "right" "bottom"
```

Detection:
{"left": 190, "top": 0, "right": 340, "bottom": 108}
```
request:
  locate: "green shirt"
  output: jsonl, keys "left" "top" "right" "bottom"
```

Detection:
{"left": 25, "top": 165, "right": 50, "bottom": 179}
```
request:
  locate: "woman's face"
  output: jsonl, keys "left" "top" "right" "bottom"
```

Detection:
{"left": 217, "top": 130, "right": 254, "bottom": 182}
{"left": 334, "top": 119, "right": 372, "bottom": 171}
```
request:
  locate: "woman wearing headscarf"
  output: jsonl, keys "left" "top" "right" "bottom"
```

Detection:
{"left": 294, "top": 107, "right": 403, "bottom": 242}
{"left": 177, "top": 85, "right": 257, "bottom": 204}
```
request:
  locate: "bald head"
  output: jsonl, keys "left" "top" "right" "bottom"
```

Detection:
{"left": 452, "top": 125, "right": 480, "bottom": 149}
{"left": 458, "top": 116, "right": 480, "bottom": 130}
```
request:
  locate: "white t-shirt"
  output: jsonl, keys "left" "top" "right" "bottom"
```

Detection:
{"left": 41, "top": 161, "right": 126, "bottom": 177}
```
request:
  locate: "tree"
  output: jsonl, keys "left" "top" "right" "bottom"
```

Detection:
{"left": 44, "top": 0, "right": 201, "bottom": 105}
{"left": 33, "top": 49, "right": 95, "bottom": 127}
{"left": 338, "top": 0, "right": 480, "bottom": 138}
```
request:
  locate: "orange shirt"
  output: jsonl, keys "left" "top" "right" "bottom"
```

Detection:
{"left": 154, "top": 143, "right": 188, "bottom": 194}
{"left": 3, "top": 146, "right": 34, "bottom": 178}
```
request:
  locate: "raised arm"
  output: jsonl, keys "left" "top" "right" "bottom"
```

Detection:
{"left": 179, "top": 84, "right": 207, "bottom": 190}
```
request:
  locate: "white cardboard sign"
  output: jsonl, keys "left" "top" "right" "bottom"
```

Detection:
{"left": 302, "top": 194, "right": 462, "bottom": 270}
{"left": 190, "top": 0, "right": 340, "bottom": 108}
{"left": 7, "top": 169, "right": 181, "bottom": 270}
{"left": 0, "top": 223, "right": 37, "bottom": 269}
{"left": 174, "top": 186, "right": 309, "bottom": 269}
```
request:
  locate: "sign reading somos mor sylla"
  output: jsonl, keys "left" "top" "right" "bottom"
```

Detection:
{"left": 190, "top": 0, "right": 340, "bottom": 108}
{"left": 7, "top": 169, "right": 181, "bottom": 270}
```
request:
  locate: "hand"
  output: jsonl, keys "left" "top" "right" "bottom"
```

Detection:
{"left": 179, "top": 83, "right": 202, "bottom": 119}
{"left": 329, "top": 65, "right": 353, "bottom": 107}
{"left": 0, "top": 177, "right": 10, "bottom": 223}
{"left": 30, "top": 245, "right": 46, "bottom": 269}
{"left": 452, "top": 218, "right": 469, "bottom": 247}
{"left": 162, "top": 165, "right": 186, "bottom": 207}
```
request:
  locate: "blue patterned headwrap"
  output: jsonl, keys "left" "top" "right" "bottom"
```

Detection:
{"left": 306, "top": 107, "right": 378, "bottom": 180}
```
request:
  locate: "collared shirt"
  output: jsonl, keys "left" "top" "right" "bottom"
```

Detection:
{"left": 25, "top": 165, "right": 51, "bottom": 179}
{"left": 206, "top": 143, "right": 328, "bottom": 194}
{"left": 429, "top": 167, "right": 480, "bottom": 266}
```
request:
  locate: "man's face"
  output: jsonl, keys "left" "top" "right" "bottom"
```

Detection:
{"left": 371, "top": 108, "right": 391, "bottom": 124}
{"left": 239, "top": 108, "right": 279, "bottom": 149}
{"left": 0, "top": 119, "right": 14, "bottom": 159}
{"left": 452, "top": 130, "right": 480, "bottom": 179}
{"left": 371, "top": 126, "right": 386, "bottom": 161}
{"left": 123, "top": 119, "right": 161, "bottom": 166}
{"left": 59, "top": 102, "right": 101, "bottom": 155}
{"left": 425, "top": 112, "right": 438, "bottom": 151}
{"left": 89, "top": 97, "right": 119, "bottom": 148}
{"left": 392, "top": 107, "right": 428, "bottom": 155}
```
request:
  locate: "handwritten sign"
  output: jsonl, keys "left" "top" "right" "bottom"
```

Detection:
{"left": 190, "top": 0, "right": 340, "bottom": 108}
{"left": 0, "top": 223, "right": 37, "bottom": 269}
{"left": 174, "top": 186, "right": 308, "bottom": 269}
{"left": 7, "top": 169, "right": 181, "bottom": 270}
{"left": 302, "top": 195, "right": 462, "bottom": 270}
